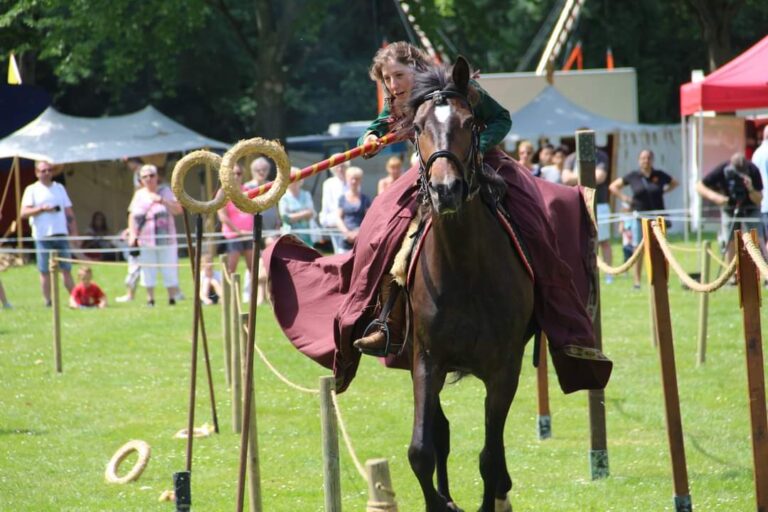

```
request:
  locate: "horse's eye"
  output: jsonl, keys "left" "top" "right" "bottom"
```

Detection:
{"left": 414, "top": 124, "right": 422, "bottom": 135}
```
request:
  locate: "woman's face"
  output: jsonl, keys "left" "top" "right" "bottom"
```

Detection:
{"left": 140, "top": 170, "right": 158, "bottom": 191}
{"left": 518, "top": 145, "right": 534, "bottom": 166}
{"left": 638, "top": 151, "right": 653, "bottom": 172}
{"left": 381, "top": 59, "right": 414, "bottom": 107}
{"left": 347, "top": 174, "right": 362, "bottom": 192}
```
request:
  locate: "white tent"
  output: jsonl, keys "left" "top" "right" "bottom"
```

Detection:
{"left": 504, "top": 86, "right": 640, "bottom": 146}
{"left": 0, "top": 105, "right": 228, "bottom": 164}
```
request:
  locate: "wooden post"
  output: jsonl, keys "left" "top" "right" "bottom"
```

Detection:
{"left": 644, "top": 218, "right": 692, "bottom": 512}
{"left": 245, "top": 348, "right": 262, "bottom": 512}
{"left": 319, "top": 376, "right": 342, "bottom": 511}
{"left": 13, "top": 156, "right": 22, "bottom": 249}
{"left": 535, "top": 333, "right": 551, "bottom": 440}
{"left": 736, "top": 230, "right": 768, "bottom": 512}
{"left": 231, "top": 273, "right": 242, "bottom": 434}
{"left": 576, "top": 129, "right": 609, "bottom": 479}
{"left": 696, "top": 240, "right": 711, "bottom": 366}
{"left": 649, "top": 285, "right": 659, "bottom": 348}
{"left": 50, "top": 251, "right": 62, "bottom": 373}
{"left": 365, "top": 458, "right": 398, "bottom": 512}
{"left": 221, "top": 255, "right": 232, "bottom": 387}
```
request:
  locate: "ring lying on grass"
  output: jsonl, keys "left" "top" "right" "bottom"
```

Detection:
{"left": 105, "top": 440, "right": 151, "bottom": 484}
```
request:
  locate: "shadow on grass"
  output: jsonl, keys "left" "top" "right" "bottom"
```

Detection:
{"left": 0, "top": 428, "right": 46, "bottom": 436}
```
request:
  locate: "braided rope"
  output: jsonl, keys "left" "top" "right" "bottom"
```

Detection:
{"left": 742, "top": 233, "right": 768, "bottom": 281}
{"left": 706, "top": 248, "right": 730, "bottom": 269}
{"left": 597, "top": 239, "right": 645, "bottom": 275}
{"left": 666, "top": 243, "right": 700, "bottom": 253}
{"left": 55, "top": 256, "right": 184, "bottom": 268}
{"left": 331, "top": 390, "right": 368, "bottom": 481}
{"left": 651, "top": 223, "right": 736, "bottom": 293}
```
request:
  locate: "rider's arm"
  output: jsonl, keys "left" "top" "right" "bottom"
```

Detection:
{"left": 472, "top": 84, "right": 512, "bottom": 154}
{"left": 358, "top": 104, "right": 392, "bottom": 146}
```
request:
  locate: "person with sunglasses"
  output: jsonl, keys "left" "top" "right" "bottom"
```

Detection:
{"left": 128, "top": 165, "right": 182, "bottom": 306}
{"left": 20, "top": 161, "right": 79, "bottom": 306}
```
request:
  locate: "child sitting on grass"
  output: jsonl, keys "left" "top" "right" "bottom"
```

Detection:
{"left": 200, "top": 255, "right": 223, "bottom": 305}
{"left": 69, "top": 266, "right": 107, "bottom": 309}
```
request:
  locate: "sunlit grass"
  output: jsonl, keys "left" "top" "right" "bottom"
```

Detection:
{"left": 0, "top": 238, "right": 764, "bottom": 511}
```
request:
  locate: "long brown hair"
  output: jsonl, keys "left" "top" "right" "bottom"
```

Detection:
{"left": 369, "top": 42, "right": 431, "bottom": 94}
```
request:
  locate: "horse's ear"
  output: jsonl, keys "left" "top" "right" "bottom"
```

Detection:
{"left": 452, "top": 56, "right": 470, "bottom": 91}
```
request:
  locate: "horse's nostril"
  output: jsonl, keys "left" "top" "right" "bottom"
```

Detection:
{"left": 449, "top": 179, "right": 463, "bottom": 196}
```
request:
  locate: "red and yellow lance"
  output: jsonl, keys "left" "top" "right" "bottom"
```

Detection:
{"left": 245, "top": 132, "right": 402, "bottom": 199}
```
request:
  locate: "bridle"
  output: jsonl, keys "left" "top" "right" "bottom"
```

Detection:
{"left": 412, "top": 89, "right": 482, "bottom": 205}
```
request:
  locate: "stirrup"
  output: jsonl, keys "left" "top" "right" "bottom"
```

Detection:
{"left": 356, "top": 320, "right": 396, "bottom": 357}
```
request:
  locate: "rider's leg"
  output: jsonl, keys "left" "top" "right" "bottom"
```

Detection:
{"left": 353, "top": 277, "right": 406, "bottom": 355}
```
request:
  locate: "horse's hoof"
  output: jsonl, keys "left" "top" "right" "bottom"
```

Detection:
{"left": 494, "top": 497, "right": 512, "bottom": 512}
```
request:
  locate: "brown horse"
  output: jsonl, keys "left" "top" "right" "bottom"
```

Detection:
{"left": 405, "top": 57, "right": 535, "bottom": 512}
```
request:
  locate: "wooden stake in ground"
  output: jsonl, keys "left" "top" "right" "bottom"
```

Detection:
{"left": 221, "top": 255, "right": 233, "bottom": 387}
{"left": 365, "top": 459, "right": 398, "bottom": 511}
{"left": 575, "top": 129, "right": 608, "bottom": 479}
{"left": 696, "top": 240, "right": 711, "bottom": 366}
{"left": 231, "top": 273, "right": 242, "bottom": 434}
{"left": 50, "top": 250, "right": 62, "bottom": 373}
{"left": 735, "top": 229, "right": 768, "bottom": 511}
{"left": 319, "top": 376, "right": 341, "bottom": 511}
{"left": 535, "top": 333, "right": 551, "bottom": 440}
{"left": 644, "top": 218, "right": 692, "bottom": 512}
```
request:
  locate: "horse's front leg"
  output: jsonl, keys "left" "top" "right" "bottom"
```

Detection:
{"left": 409, "top": 351, "right": 455, "bottom": 511}
{"left": 434, "top": 400, "right": 457, "bottom": 506}
{"left": 478, "top": 370, "right": 520, "bottom": 512}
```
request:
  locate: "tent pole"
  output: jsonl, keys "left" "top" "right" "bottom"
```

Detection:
{"left": 680, "top": 116, "right": 688, "bottom": 243}
{"left": 697, "top": 111, "right": 704, "bottom": 244}
{"left": 13, "top": 156, "right": 22, "bottom": 249}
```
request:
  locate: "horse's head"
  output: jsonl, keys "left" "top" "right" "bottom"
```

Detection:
{"left": 410, "top": 56, "right": 480, "bottom": 215}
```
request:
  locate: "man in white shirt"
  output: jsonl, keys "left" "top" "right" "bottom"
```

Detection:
{"left": 20, "top": 161, "right": 79, "bottom": 305}
{"left": 753, "top": 125, "right": 768, "bottom": 254}
{"left": 319, "top": 162, "right": 348, "bottom": 253}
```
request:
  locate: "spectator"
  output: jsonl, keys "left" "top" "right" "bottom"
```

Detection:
{"left": 242, "top": 157, "right": 282, "bottom": 305}
{"left": 82, "top": 210, "right": 116, "bottom": 260}
{"left": 539, "top": 146, "right": 567, "bottom": 184}
{"left": 696, "top": 152, "right": 764, "bottom": 262}
{"left": 20, "top": 161, "right": 79, "bottom": 306}
{"left": 69, "top": 266, "right": 107, "bottom": 309}
{"left": 533, "top": 143, "right": 554, "bottom": 177}
{"left": 516, "top": 140, "right": 536, "bottom": 175}
{"left": 378, "top": 156, "right": 403, "bottom": 195}
{"left": 279, "top": 171, "right": 317, "bottom": 247}
{"left": 128, "top": 164, "right": 182, "bottom": 306}
{"left": 319, "top": 162, "right": 348, "bottom": 253}
{"left": 199, "top": 254, "right": 223, "bottom": 306}
{"left": 563, "top": 145, "right": 614, "bottom": 283}
{"left": 217, "top": 164, "right": 255, "bottom": 274}
{"left": 336, "top": 166, "right": 372, "bottom": 252}
{"left": 752, "top": 125, "right": 768, "bottom": 254}
{"left": 610, "top": 149, "right": 678, "bottom": 288}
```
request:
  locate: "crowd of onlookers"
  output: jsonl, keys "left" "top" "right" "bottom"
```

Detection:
{"left": 5, "top": 123, "right": 767, "bottom": 309}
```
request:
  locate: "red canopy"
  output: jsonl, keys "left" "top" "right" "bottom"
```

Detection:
{"left": 680, "top": 35, "right": 768, "bottom": 116}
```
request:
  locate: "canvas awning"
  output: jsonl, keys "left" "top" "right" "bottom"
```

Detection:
{"left": 680, "top": 35, "right": 768, "bottom": 115}
{"left": 0, "top": 105, "right": 229, "bottom": 164}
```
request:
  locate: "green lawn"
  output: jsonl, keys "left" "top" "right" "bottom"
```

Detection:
{"left": 0, "top": 241, "right": 765, "bottom": 511}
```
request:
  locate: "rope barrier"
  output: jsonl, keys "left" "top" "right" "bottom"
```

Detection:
{"left": 55, "top": 256, "right": 185, "bottom": 268}
{"left": 651, "top": 222, "right": 737, "bottom": 293}
{"left": 742, "top": 233, "right": 768, "bottom": 281}
{"left": 597, "top": 239, "right": 645, "bottom": 275}
{"left": 331, "top": 390, "right": 368, "bottom": 481}
{"left": 666, "top": 243, "right": 701, "bottom": 253}
{"left": 706, "top": 248, "right": 730, "bottom": 270}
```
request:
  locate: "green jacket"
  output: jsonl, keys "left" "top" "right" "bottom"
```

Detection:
{"left": 358, "top": 82, "right": 511, "bottom": 154}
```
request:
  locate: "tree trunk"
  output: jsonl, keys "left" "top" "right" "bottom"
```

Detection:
{"left": 685, "top": 0, "right": 745, "bottom": 71}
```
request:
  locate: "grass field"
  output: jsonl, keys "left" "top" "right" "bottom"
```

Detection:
{"left": 0, "top": 240, "right": 765, "bottom": 511}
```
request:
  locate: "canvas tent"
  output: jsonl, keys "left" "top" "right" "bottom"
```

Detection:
{"left": 680, "top": 35, "right": 768, "bottom": 116}
{"left": 0, "top": 105, "right": 228, "bottom": 245}
{"left": 679, "top": 35, "right": 768, "bottom": 231}
{"left": 503, "top": 86, "right": 639, "bottom": 146}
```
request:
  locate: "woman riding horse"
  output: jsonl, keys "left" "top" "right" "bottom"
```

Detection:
{"left": 352, "top": 42, "right": 611, "bottom": 393}
{"left": 264, "top": 42, "right": 611, "bottom": 394}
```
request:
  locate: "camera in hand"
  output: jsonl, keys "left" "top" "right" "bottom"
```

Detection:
{"left": 724, "top": 165, "right": 748, "bottom": 207}
{"left": 129, "top": 240, "right": 140, "bottom": 257}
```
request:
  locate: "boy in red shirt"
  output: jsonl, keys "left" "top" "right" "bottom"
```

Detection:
{"left": 69, "top": 266, "right": 107, "bottom": 309}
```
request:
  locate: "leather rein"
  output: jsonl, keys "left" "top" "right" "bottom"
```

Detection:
{"left": 412, "top": 89, "right": 482, "bottom": 204}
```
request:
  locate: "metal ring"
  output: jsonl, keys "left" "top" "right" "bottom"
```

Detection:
{"left": 171, "top": 151, "right": 227, "bottom": 214}
{"left": 220, "top": 138, "right": 290, "bottom": 214}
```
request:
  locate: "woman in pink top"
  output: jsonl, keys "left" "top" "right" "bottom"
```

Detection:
{"left": 217, "top": 164, "right": 254, "bottom": 274}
